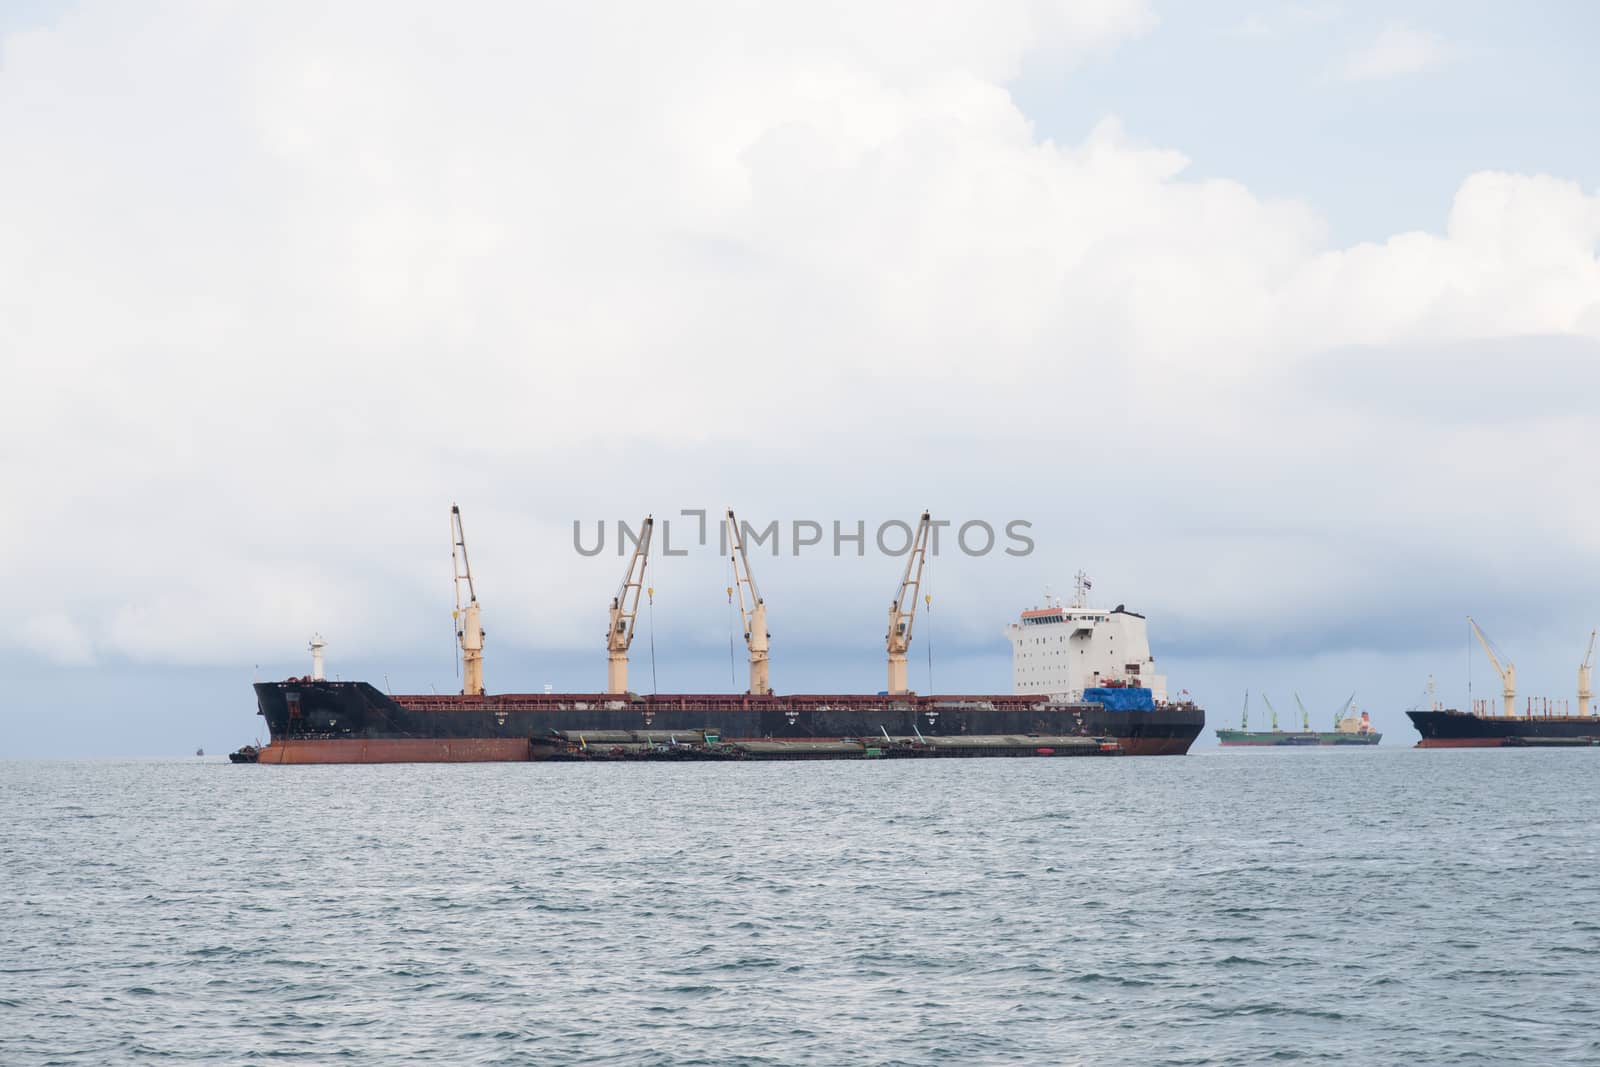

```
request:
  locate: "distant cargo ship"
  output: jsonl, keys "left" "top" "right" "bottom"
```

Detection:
{"left": 1215, "top": 692, "right": 1380, "bottom": 747}
{"left": 238, "top": 512, "right": 1203, "bottom": 764}
{"left": 1408, "top": 621, "right": 1600, "bottom": 747}
{"left": 1406, "top": 708, "right": 1600, "bottom": 747}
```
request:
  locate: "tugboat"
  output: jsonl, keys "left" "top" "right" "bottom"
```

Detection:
{"left": 228, "top": 745, "right": 260, "bottom": 764}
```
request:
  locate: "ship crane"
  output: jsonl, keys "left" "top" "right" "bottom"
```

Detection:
{"left": 1261, "top": 693, "right": 1281, "bottom": 731}
{"left": 1468, "top": 616, "right": 1516, "bottom": 718}
{"left": 886, "top": 511, "right": 932, "bottom": 696}
{"left": 1579, "top": 630, "right": 1596, "bottom": 716}
{"left": 1333, "top": 692, "right": 1356, "bottom": 728}
{"left": 451, "top": 504, "right": 485, "bottom": 695}
{"left": 725, "top": 508, "right": 770, "bottom": 695}
{"left": 1293, "top": 692, "right": 1311, "bottom": 732}
{"left": 606, "top": 516, "right": 654, "bottom": 694}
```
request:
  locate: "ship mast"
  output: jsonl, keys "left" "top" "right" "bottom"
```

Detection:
{"left": 606, "top": 516, "right": 653, "bottom": 694}
{"left": 309, "top": 633, "right": 327, "bottom": 681}
{"left": 886, "top": 511, "right": 932, "bottom": 696}
{"left": 451, "top": 504, "right": 485, "bottom": 695}
{"left": 725, "top": 508, "right": 770, "bottom": 695}
{"left": 1579, "top": 630, "right": 1596, "bottom": 716}
{"left": 1467, "top": 616, "right": 1515, "bottom": 717}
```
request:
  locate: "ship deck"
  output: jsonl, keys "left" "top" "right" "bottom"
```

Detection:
{"left": 387, "top": 691, "right": 1115, "bottom": 713}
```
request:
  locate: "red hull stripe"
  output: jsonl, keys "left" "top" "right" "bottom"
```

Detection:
{"left": 259, "top": 739, "right": 537, "bottom": 764}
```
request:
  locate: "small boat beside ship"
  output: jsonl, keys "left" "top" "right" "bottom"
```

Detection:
{"left": 235, "top": 509, "right": 1205, "bottom": 764}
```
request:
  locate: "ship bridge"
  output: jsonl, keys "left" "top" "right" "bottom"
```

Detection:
{"left": 1005, "top": 583, "right": 1166, "bottom": 703}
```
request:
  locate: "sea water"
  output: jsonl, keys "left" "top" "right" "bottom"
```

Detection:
{"left": 3, "top": 749, "right": 1598, "bottom": 1064}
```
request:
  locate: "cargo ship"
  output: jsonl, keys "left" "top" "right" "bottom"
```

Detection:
{"left": 1406, "top": 707, "right": 1600, "bottom": 747}
{"left": 236, "top": 510, "right": 1204, "bottom": 764}
{"left": 1407, "top": 621, "right": 1600, "bottom": 747}
{"left": 1215, "top": 692, "right": 1381, "bottom": 746}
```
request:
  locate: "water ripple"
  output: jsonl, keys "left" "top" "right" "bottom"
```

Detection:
{"left": 3, "top": 750, "right": 1600, "bottom": 1064}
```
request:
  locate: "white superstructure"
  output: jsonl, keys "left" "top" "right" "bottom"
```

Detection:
{"left": 1004, "top": 573, "right": 1168, "bottom": 702}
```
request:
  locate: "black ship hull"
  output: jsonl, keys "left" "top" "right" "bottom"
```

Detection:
{"left": 1407, "top": 709, "right": 1600, "bottom": 747}
{"left": 249, "top": 681, "right": 1205, "bottom": 761}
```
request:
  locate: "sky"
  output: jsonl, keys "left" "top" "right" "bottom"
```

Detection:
{"left": 2, "top": 1, "right": 1598, "bottom": 755}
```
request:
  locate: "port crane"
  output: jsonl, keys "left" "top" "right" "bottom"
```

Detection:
{"left": 606, "top": 516, "right": 654, "bottom": 694}
{"left": 725, "top": 508, "right": 770, "bottom": 695}
{"left": 1261, "top": 692, "right": 1281, "bottom": 731}
{"left": 1467, "top": 616, "right": 1516, "bottom": 717}
{"left": 1580, "top": 630, "right": 1596, "bottom": 716}
{"left": 886, "top": 511, "right": 932, "bottom": 695}
{"left": 451, "top": 504, "right": 485, "bottom": 695}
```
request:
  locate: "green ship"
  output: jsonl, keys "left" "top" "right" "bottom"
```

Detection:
{"left": 1215, "top": 692, "right": 1381, "bottom": 746}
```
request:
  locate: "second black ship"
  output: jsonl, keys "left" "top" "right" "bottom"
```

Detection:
{"left": 1408, "top": 621, "right": 1600, "bottom": 747}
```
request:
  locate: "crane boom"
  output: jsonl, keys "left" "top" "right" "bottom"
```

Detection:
{"left": 1334, "top": 692, "right": 1356, "bottom": 728}
{"left": 725, "top": 508, "right": 770, "bottom": 694}
{"left": 1579, "top": 629, "right": 1596, "bottom": 716}
{"left": 1262, "top": 692, "right": 1281, "bottom": 731}
{"left": 606, "top": 516, "right": 653, "bottom": 694}
{"left": 1293, "top": 692, "right": 1310, "bottom": 732}
{"left": 1241, "top": 690, "right": 1249, "bottom": 730}
{"left": 451, "top": 504, "right": 485, "bottom": 695}
{"left": 1468, "top": 616, "right": 1517, "bottom": 717}
{"left": 885, "top": 511, "right": 932, "bottom": 695}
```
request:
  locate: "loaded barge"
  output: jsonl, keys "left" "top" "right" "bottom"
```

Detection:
{"left": 236, "top": 508, "right": 1203, "bottom": 764}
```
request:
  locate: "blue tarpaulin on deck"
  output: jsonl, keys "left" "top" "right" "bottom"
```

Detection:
{"left": 1083, "top": 687, "right": 1155, "bottom": 711}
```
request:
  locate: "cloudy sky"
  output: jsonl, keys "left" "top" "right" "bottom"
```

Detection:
{"left": 3, "top": 1, "right": 1597, "bottom": 755}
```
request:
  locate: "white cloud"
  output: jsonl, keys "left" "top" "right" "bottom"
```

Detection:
{"left": 15, "top": 612, "right": 95, "bottom": 666}
{"left": 1338, "top": 22, "right": 1452, "bottom": 82}
{"left": 0, "top": 0, "right": 1596, "bottom": 684}
{"left": 1227, "top": 5, "right": 1340, "bottom": 41}
{"left": 1227, "top": 14, "right": 1275, "bottom": 39}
